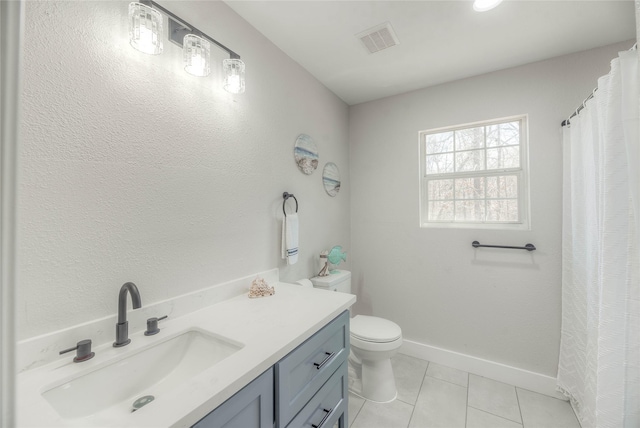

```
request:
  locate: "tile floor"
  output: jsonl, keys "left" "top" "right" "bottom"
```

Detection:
{"left": 346, "top": 354, "right": 581, "bottom": 428}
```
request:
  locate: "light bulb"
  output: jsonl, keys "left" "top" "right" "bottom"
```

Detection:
{"left": 227, "top": 75, "right": 241, "bottom": 91}
{"left": 183, "top": 34, "right": 211, "bottom": 77}
{"left": 129, "top": 2, "right": 163, "bottom": 55}
{"left": 223, "top": 59, "right": 245, "bottom": 94}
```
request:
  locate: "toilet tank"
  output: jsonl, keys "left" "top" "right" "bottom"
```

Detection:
{"left": 310, "top": 270, "right": 351, "bottom": 293}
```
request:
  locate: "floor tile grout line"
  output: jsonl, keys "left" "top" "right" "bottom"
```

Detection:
{"left": 424, "top": 373, "right": 469, "bottom": 388}
{"left": 565, "top": 396, "right": 582, "bottom": 427}
{"left": 515, "top": 387, "right": 525, "bottom": 427}
{"left": 350, "top": 395, "right": 365, "bottom": 426}
{"left": 516, "top": 384, "right": 570, "bottom": 402}
{"left": 406, "top": 361, "right": 429, "bottom": 428}
{"left": 468, "top": 405, "right": 524, "bottom": 426}
{"left": 464, "top": 372, "right": 469, "bottom": 427}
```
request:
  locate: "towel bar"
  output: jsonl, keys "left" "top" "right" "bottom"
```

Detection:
{"left": 472, "top": 241, "right": 536, "bottom": 251}
{"left": 282, "top": 192, "right": 298, "bottom": 216}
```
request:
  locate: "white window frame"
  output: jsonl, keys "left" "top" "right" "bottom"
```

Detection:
{"left": 419, "top": 115, "right": 530, "bottom": 230}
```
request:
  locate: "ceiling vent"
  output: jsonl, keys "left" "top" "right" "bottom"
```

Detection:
{"left": 356, "top": 22, "right": 400, "bottom": 54}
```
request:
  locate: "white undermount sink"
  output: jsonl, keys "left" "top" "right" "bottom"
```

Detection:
{"left": 42, "top": 329, "right": 243, "bottom": 420}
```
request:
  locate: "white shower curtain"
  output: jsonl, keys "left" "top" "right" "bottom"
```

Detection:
{"left": 558, "top": 48, "right": 639, "bottom": 428}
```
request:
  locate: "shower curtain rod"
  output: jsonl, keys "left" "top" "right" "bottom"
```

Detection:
{"left": 561, "top": 43, "right": 637, "bottom": 127}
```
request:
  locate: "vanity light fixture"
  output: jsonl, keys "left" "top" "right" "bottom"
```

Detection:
{"left": 183, "top": 34, "right": 211, "bottom": 77}
{"left": 129, "top": 2, "right": 163, "bottom": 55}
{"left": 473, "top": 0, "right": 503, "bottom": 12}
{"left": 223, "top": 59, "right": 245, "bottom": 94}
{"left": 128, "top": 1, "right": 245, "bottom": 93}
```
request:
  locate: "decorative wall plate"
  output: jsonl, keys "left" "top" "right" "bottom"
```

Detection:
{"left": 294, "top": 134, "right": 319, "bottom": 175}
{"left": 323, "top": 162, "right": 340, "bottom": 196}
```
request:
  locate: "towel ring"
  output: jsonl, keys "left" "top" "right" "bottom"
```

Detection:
{"left": 282, "top": 192, "right": 298, "bottom": 216}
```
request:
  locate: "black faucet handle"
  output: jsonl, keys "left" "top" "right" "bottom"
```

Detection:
{"left": 144, "top": 315, "right": 168, "bottom": 336}
{"left": 60, "top": 339, "right": 95, "bottom": 363}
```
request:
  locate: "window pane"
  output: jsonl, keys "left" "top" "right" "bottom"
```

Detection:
{"left": 455, "top": 200, "right": 485, "bottom": 221}
{"left": 429, "top": 201, "right": 454, "bottom": 221}
{"left": 486, "top": 124, "right": 499, "bottom": 147}
{"left": 455, "top": 149, "right": 485, "bottom": 172}
{"left": 426, "top": 153, "right": 454, "bottom": 174}
{"left": 455, "top": 127, "right": 484, "bottom": 151}
{"left": 486, "top": 121, "right": 520, "bottom": 147}
{"left": 486, "top": 175, "right": 518, "bottom": 199}
{"left": 486, "top": 199, "right": 519, "bottom": 222}
{"left": 487, "top": 146, "right": 519, "bottom": 169}
{"left": 500, "top": 121, "right": 520, "bottom": 146}
{"left": 455, "top": 177, "right": 485, "bottom": 199}
{"left": 426, "top": 132, "right": 453, "bottom": 154}
{"left": 428, "top": 179, "right": 454, "bottom": 200}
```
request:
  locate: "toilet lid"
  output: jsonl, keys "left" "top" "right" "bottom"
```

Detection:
{"left": 350, "top": 315, "right": 402, "bottom": 343}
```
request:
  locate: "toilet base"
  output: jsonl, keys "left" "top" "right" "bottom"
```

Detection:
{"left": 348, "top": 353, "right": 398, "bottom": 403}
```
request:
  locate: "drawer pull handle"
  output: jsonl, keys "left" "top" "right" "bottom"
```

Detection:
{"left": 313, "top": 352, "right": 335, "bottom": 370}
{"left": 311, "top": 408, "right": 332, "bottom": 428}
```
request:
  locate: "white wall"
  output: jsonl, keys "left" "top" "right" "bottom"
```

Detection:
{"left": 637, "top": 1, "right": 640, "bottom": 44}
{"left": 348, "top": 41, "right": 633, "bottom": 377}
{"left": 17, "top": 1, "right": 350, "bottom": 340}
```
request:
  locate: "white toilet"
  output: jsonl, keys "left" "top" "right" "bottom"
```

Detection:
{"left": 309, "top": 270, "right": 403, "bottom": 403}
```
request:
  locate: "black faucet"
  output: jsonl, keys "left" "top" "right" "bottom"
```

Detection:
{"left": 113, "top": 282, "right": 142, "bottom": 347}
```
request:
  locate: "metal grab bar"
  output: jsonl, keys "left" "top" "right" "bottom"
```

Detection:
{"left": 472, "top": 241, "right": 536, "bottom": 251}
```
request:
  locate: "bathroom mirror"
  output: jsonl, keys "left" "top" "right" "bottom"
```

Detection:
{"left": 294, "top": 134, "right": 319, "bottom": 175}
{"left": 322, "top": 162, "right": 340, "bottom": 196}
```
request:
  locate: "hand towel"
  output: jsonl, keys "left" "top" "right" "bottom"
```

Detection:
{"left": 281, "top": 213, "right": 299, "bottom": 265}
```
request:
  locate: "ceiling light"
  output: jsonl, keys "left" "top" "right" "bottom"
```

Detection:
{"left": 223, "top": 59, "right": 245, "bottom": 94}
{"left": 183, "top": 34, "right": 211, "bottom": 77}
{"left": 128, "top": 2, "right": 163, "bottom": 55}
{"left": 473, "top": 0, "right": 503, "bottom": 12}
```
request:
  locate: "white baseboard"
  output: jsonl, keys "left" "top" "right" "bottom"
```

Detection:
{"left": 400, "top": 339, "right": 567, "bottom": 401}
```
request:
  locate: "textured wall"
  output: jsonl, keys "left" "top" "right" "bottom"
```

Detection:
{"left": 348, "top": 41, "right": 633, "bottom": 377}
{"left": 18, "top": 1, "right": 350, "bottom": 340}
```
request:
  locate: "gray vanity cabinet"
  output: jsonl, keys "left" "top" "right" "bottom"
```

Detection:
{"left": 284, "top": 361, "right": 347, "bottom": 428}
{"left": 275, "top": 311, "right": 349, "bottom": 427}
{"left": 191, "top": 311, "right": 349, "bottom": 428}
{"left": 192, "top": 368, "right": 274, "bottom": 428}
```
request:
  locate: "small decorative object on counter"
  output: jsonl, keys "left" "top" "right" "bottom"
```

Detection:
{"left": 317, "top": 245, "right": 347, "bottom": 277}
{"left": 248, "top": 277, "right": 275, "bottom": 298}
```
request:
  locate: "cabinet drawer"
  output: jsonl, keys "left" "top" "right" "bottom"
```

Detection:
{"left": 286, "top": 361, "right": 347, "bottom": 428}
{"left": 276, "top": 311, "right": 349, "bottom": 426}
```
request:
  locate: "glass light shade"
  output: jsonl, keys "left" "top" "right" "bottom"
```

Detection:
{"left": 183, "top": 34, "right": 211, "bottom": 77}
{"left": 129, "top": 2, "right": 163, "bottom": 55}
{"left": 473, "top": 0, "right": 503, "bottom": 12}
{"left": 223, "top": 59, "right": 245, "bottom": 94}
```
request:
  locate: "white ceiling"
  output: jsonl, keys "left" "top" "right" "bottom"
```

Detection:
{"left": 226, "top": 0, "right": 636, "bottom": 105}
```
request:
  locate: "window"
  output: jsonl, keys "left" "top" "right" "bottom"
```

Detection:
{"left": 419, "top": 116, "right": 529, "bottom": 229}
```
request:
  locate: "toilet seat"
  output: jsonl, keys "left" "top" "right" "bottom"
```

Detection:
{"left": 350, "top": 334, "right": 402, "bottom": 353}
{"left": 350, "top": 315, "right": 402, "bottom": 343}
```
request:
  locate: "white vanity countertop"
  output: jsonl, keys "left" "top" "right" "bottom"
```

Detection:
{"left": 17, "top": 281, "right": 355, "bottom": 427}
